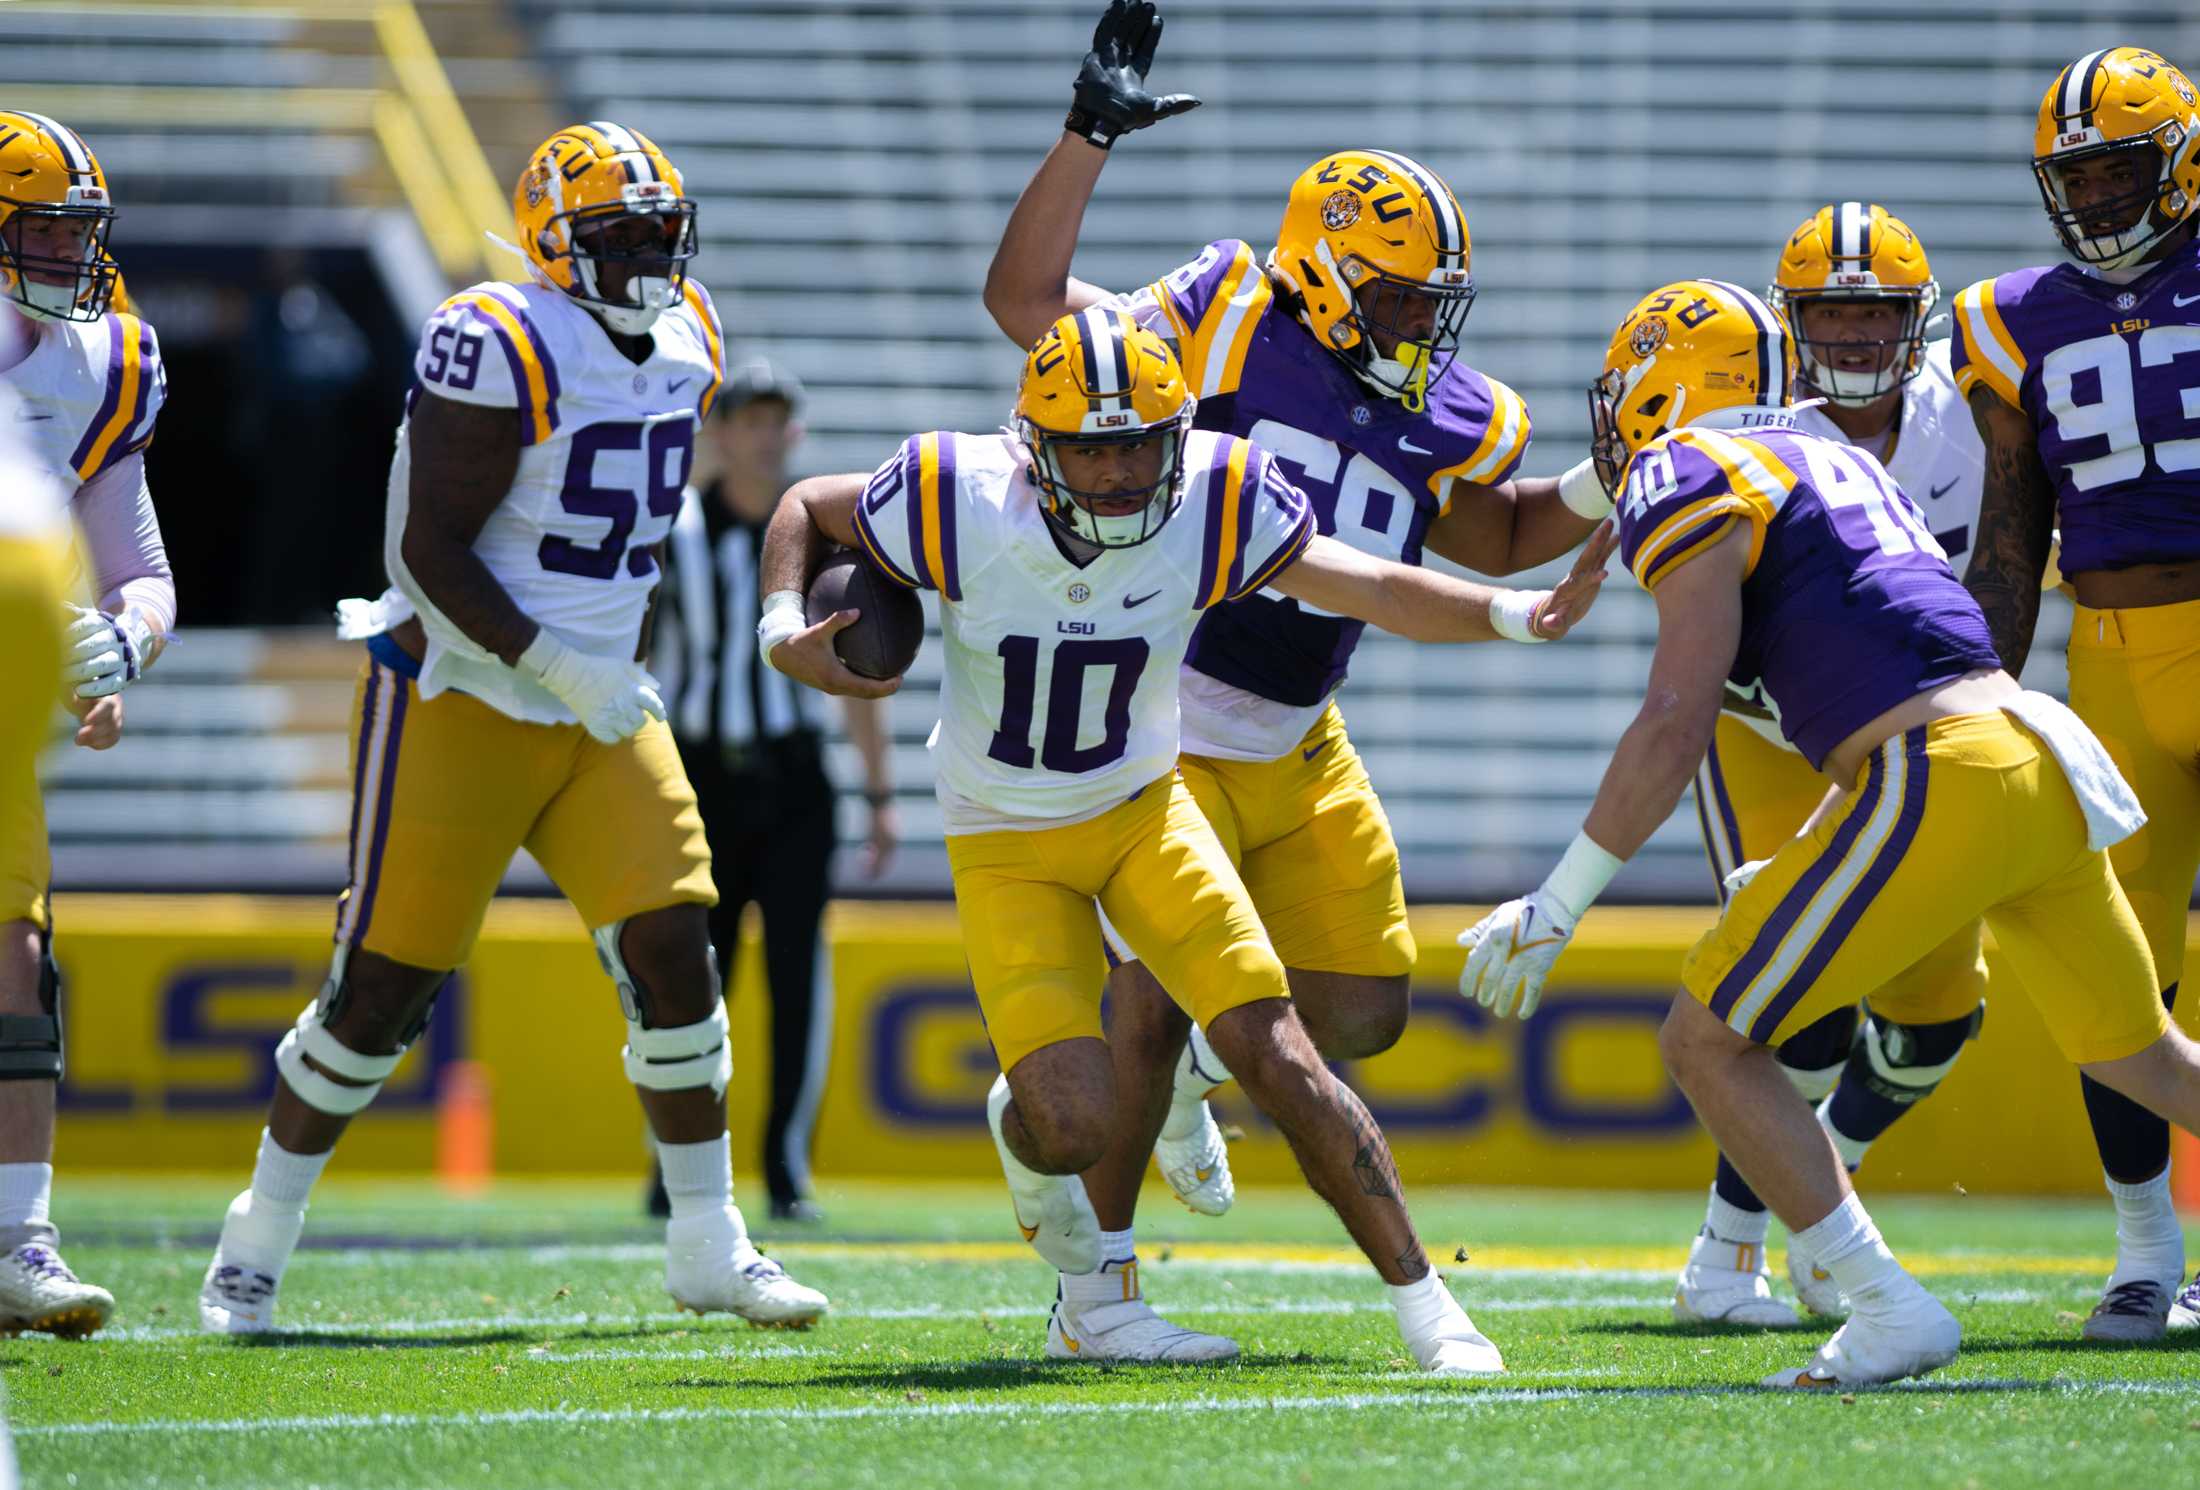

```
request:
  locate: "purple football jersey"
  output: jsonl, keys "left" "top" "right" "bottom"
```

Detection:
{"left": 1951, "top": 240, "right": 2200, "bottom": 575}
{"left": 1615, "top": 417, "right": 1999, "bottom": 769}
{"left": 1130, "top": 239, "right": 1532, "bottom": 706}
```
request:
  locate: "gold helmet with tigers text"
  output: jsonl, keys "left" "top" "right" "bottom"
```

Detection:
{"left": 0, "top": 112, "right": 118, "bottom": 323}
{"left": 1270, "top": 150, "right": 1474, "bottom": 413}
{"left": 1013, "top": 307, "right": 1194, "bottom": 549}
{"left": 514, "top": 122, "right": 697, "bottom": 334}
{"left": 1588, "top": 280, "right": 1796, "bottom": 495}
{"left": 1768, "top": 202, "right": 1937, "bottom": 407}
{"left": 2033, "top": 47, "right": 2200, "bottom": 270}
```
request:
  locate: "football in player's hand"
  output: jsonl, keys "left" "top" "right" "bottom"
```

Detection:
{"left": 806, "top": 549, "right": 923, "bottom": 680}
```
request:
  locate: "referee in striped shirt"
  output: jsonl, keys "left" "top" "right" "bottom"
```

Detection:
{"left": 649, "top": 359, "right": 895, "bottom": 1222}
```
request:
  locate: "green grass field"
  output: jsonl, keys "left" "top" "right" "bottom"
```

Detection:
{"left": 8, "top": 1177, "right": 2199, "bottom": 1489}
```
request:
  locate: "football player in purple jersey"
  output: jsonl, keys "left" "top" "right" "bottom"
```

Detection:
{"left": 1955, "top": 45, "right": 2200, "bottom": 1341}
{"left": 1468, "top": 276, "right": 2200, "bottom": 1388}
{"left": 977, "top": 0, "right": 1611, "bottom": 1358}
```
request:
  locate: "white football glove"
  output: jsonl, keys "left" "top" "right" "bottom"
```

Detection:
{"left": 60, "top": 604, "right": 153, "bottom": 699}
{"left": 517, "top": 630, "right": 665, "bottom": 745}
{"left": 1457, "top": 888, "right": 1577, "bottom": 1021}
{"left": 1722, "top": 858, "right": 1771, "bottom": 900}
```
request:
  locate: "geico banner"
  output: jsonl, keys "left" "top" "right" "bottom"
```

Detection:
{"left": 49, "top": 896, "right": 2178, "bottom": 1195}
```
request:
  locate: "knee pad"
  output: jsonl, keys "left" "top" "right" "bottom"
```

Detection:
{"left": 274, "top": 945, "right": 410, "bottom": 1116}
{"left": 1775, "top": 1006, "right": 1858, "bottom": 1103}
{"left": 1852, "top": 999, "right": 1984, "bottom": 1108}
{"left": 0, "top": 929, "right": 63, "bottom": 1082}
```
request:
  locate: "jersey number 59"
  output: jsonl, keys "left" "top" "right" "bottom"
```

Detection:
{"left": 538, "top": 418, "right": 694, "bottom": 580}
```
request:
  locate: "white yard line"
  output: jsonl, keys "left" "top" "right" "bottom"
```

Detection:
{"left": 20, "top": 1378, "right": 2200, "bottom": 1440}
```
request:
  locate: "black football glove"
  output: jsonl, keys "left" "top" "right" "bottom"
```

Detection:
{"left": 1064, "top": 0, "right": 1201, "bottom": 149}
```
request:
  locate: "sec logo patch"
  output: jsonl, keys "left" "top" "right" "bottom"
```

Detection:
{"left": 1067, "top": 583, "right": 1091, "bottom": 604}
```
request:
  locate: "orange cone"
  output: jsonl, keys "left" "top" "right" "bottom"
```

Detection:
{"left": 436, "top": 1059, "right": 494, "bottom": 1196}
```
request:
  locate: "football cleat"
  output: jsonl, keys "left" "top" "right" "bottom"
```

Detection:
{"left": 987, "top": 1074, "right": 1101, "bottom": 1273}
{"left": 198, "top": 1189, "right": 304, "bottom": 1335}
{"left": 664, "top": 1206, "right": 827, "bottom": 1329}
{"left": 1153, "top": 1099, "right": 1234, "bottom": 1216}
{"left": 1047, "top": 1266, "right": 1238, "bottom": 1363}
{"left": 1761, "top": 1289, "right": 1960, "bottom": 1388}
{"left": 1786, "top": 1238, "right": 1848, "bottom": 1318}
{"left": 2082, "top": 1277, "right": 2171, "bottom": 1342}
{"left": 1673, "top": 1233, "right": 1800, "bottom": 1328}
{"left": 2167, "top": 1269, "right": 2200, "bottom": 1331}
{"left": 0, "top": 1243, "right": 113, "bottom": 1338}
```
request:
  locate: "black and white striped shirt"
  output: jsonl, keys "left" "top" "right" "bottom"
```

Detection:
{"left": 655, "top": 482, "right": 821, "bottom": 757}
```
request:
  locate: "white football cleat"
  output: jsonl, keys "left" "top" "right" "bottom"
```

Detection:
{"left": 2167, "top": 1270, "right": 2200, "bottom": 1331}
{"left": 1786, "top": 1237, "right": 1848, "bottom": 1318}
{"left": 198, "top": 1189, "right": 304, "bottom": 1335}
{"left": 987, "top": 1075, "right": 1100, "bottom": 1273}
{"left": 1673, "top": 1233, "right": 1799, "bottom": 1327}
{"left": 2082, "top": 1277, "right": 2172, "bottom": 1341}
{"left": 1047, "top": 1267, "right": 1238, "bottom": 1363}
{"left": 1761, "top": 1288, "right": 1959, "bottom": 1387}
{"left": 0, "top": 1243, "right": 113, "bottom": 1339}
{"left": 1397, "top": 1277, "right": 1505, "bottom": 1376}
{"left": 1154, "top": 1099, "right": 1234, "bottom": 1217}
{"left": 665, "top": 1206, "right": 827, "bottom": 1329}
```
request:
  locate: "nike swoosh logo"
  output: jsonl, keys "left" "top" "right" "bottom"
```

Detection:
{"left": 1018, "top": 1221, "right": 1039, "bottom": 1242}
{"left": 668, "top": 376, "right": 693, "bottom": 392}
{"left": 1399, "top": 436, "right": 1432, "bottom": 455}
{"left": 1506, "top": 932, "right": 1568, "bottom": 959}
{"left": 1302, "top": 739, "right": 1331, "bottom": 762}
{"left": 1123, "top": 590, "right": 1162, "bottom": 608}
{"left": 1927, "top": 480, "right": 1957, "bottom": 501}
{"left": 2176, "top": 292, "right": 2200, "bottom": 308}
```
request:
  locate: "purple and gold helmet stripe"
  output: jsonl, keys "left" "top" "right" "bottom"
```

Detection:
{"left": 10, "top": 110, "right": 96, "bottom": 181}
{"left": 1833, "top": 201, "right": 1873, "bottom": 265}
{"left": 2060, "top": 48, "right": 2111, "bottom": 128}
{"left": 588, "top": 119, "right": 656, "bottom": 183}
{"left": 1700, "top": 279, "right": 1786, "bottom": 405}
{"left": 1364, "top": 150, "right": 1465, "bottom": 268}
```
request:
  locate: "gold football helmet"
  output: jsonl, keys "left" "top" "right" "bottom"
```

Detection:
{"left": 1013, "top": 307, "right": 1194, "bottom": 548}
{"left": 1588, "top": 279, "right": 1796, "bottom": 494}
{"left": 513, "top": 121, "right": 697, "bottom": 334}
{"left": 1270, "top": 149, "right": 1474, "bottom": 412}
{"left": 2034, "top": 46, "right": 2200, "bottom": 269}
{"left": 1767, "top": 202, "right": 1938, "bottom": 407}
{"left": 0, "top": 112, "right": 117, "bottom": 323}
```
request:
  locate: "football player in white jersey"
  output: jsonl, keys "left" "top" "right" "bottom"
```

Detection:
{"left": 0, "top": 112, "right": 178, "bottom": 1338}
{"left": 762, "top": 308, "right": 1612, "bottom": 1370}
{"left": 1673, "top": 204, "right": 1996, "bottom": 1325}
{"left": 198, "top": 123, "right": 825, "bottom": 1334}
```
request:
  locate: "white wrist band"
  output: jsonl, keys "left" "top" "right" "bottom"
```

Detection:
{"left": 757, "top": 589, "right": 806, "bottom": 673}
{"left": 1543, "top": 831, "right": 1624, "bottom": 921}
{"left": 1558, "top": 458, "right": 1613, "bottom": 520}
{"left": 1489, "top": 588, "right": 1552, "bottom": 644}
{"left": 515, "top": 628, "right": 566, "bottom": 682}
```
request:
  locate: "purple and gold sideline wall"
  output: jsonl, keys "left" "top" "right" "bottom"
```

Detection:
{"left": 51, "top": 896, "right": 2167, "bottom": 1197}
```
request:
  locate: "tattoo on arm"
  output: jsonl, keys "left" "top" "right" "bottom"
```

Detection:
{"left": 400, "top": 392, "right": 536, "bottom": 665}
{"left": 1395, "top": 1246, "right": 1430, "bottom": 1283}
{"left": 1961, "top": 389, "right": 2057, "bottom": 675}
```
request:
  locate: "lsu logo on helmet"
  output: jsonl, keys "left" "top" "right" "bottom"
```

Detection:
{"left": 1270, "top": 149, "right": 1475, "bottom": 413}
{"left": 0, "top": 111, "right": 119, "bottom": 323}
{"left": 513, "top": 121, "right": 698, "bottom": 334}
{"left": 1013, "top": 307, "right": 1194, "bottom": 549}
{"left": 1588, "top": 280, "right": 1796, "bottom": 496}
{"left": 1767, "top": 202, "right": 1938, "bottom": 407}
{"left": 2033, "top": 46, "right": 2200, "bottom": 269}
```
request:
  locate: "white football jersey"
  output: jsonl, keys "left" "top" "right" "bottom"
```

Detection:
{"left": 853, "top": 428, "right": 1314, "bottom": 830}
{"left": 372, "top": 276, "right": 726, "bottom": 724}
{"left": 1729, "top": 339, "right": 1985, "bottom": 749}
{"left": 0, "top": 305, "right": 164, "bottom": 533}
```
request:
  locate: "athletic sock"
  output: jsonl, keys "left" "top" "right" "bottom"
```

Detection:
{"left": 657, "top": 1132, "right": 736, "bottom": 1222}
{"left": 1791, "top": 1192, "right": 1909, "bottom": 1309}
{"left": 249, "top": 1129, "right": 330, "bottom": 1210}
{"left": 1388, "top": 1271, "right": 1461, "bottom": 1335}
{"left": 1704, "top": 1183, "right": 1769, "bottom": 1247}
{"left": 1817, "top": 1098, "right": 1875, "bottom": 1170}
{"left": 2104, "top": 1167, "right": 2185, "bottom": 1288}
{"left": 0, "top": 1162, "right": 53, "bottom": 1249}
{"left": 1062, "top": 1228, "right": 1139, "bottom": 1304}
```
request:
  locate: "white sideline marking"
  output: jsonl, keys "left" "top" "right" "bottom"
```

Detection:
{"left": 19, "top": 1378, "right": 2200, "bottom": 1440}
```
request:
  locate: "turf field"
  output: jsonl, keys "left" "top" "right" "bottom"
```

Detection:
{"left": 8, "top": 1178, "right": 2198, "bottom": 1489}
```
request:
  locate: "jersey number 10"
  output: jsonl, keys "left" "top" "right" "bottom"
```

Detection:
{"left": 987, "top": 636, "right": 1150, "bottom": 774}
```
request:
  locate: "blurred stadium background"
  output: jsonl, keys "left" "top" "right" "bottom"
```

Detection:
{"left": 11, "top": 0, "right": 2200, "bottom": 1198}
